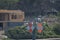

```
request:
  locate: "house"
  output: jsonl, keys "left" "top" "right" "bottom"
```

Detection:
{"left": 0, "top": 10, "right": 24, "bottom": 30}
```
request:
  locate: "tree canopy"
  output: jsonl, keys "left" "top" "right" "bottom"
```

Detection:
{"left": 0, "top": 0, "right": 60, "bottom": 16}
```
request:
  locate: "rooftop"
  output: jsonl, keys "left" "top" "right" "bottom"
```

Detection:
{"left": 0, "top": 10, "right": 24, "bottom": 13}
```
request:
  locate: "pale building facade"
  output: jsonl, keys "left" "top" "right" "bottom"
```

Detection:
{"left": 0, "top": 10, "right": 24, "bottom": 30}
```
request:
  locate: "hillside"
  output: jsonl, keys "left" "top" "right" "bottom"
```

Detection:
{"left": 0, "top": 0, "right": 60, "bottom": 16}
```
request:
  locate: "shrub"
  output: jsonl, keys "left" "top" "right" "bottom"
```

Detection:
{"left": 53, "top": 23, "right": 60, "bottom": 35}
{"left": 5, "top": 23, "right": 60, "bottom": 39}
{"left": 2, "top": 38, "right": 11, "bottom": 40}
{"left": 5, "top": 26, "right": 32, "bottom": 39}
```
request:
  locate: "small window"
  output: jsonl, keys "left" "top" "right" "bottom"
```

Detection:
{"left": 11, "top": 15, "right": 17, "bottom": 19}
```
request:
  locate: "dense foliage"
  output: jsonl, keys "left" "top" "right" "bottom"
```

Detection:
{"left": 53, "top": 23, "right": 60, "bottom": 35}
{"left": 0, "top": 0, "right": 60, "bottom": 16}
{"left": 5, "top": 23, "right": 60, "bottom": 39}
{"left": 5, "top": 26, "right": 32, "bottom": 39}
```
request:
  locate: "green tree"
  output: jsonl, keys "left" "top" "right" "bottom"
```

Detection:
{"left": 16, "top": 0, "right": 54, "bottom": 16}
{"left": 53, "top": 0, "right": 60, "bottom": 11}
{"left": 53, "top": 23, "right": 60, "bottom": 35}
{"left": 0, "top": 0, "right": 19, "bottom": 9}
